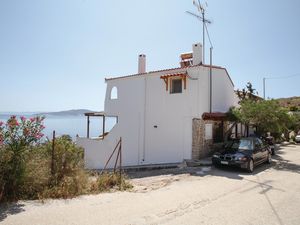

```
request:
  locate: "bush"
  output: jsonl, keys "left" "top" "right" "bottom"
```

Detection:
{"left": 91, "top": 172, "right": 132, "bottom": 193}
{"left": 41, "top": 170, "right": 88, "bottom": 199}
{"left": 0, "top": 116, "right": 45, "bottom": 201}
{"left": 0, "top": 116, "right": 132, "bottom": 202}
{"left": 40, "top": 135, "right": 89, "bottom": 199}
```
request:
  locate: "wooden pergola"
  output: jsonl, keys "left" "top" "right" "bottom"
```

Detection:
{"left": 84, "top": 111, "right": 106, "bottom": 139}
{"left": 160, "top": 72, "right": 187, "bottom": 91}
{"left": 202, "top": 112, "right": 228, "bottom": 121}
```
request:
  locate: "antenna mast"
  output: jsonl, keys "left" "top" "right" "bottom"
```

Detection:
{"left": 187, "top": 0, "right": 214, "bottom": 113}
{"left": 186, "top": 0, "right": 211, "bottom": 64}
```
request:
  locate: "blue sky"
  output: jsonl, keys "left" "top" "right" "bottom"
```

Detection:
{"left": 0, "top": 0, "right": 300, "bottom": 112}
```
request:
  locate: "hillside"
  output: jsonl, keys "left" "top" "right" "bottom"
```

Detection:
{"left": 35, "top": 109, "right": 93, "bottom": 117}
{"left": 277, "top": 96, "right": 300, "bottom": 110}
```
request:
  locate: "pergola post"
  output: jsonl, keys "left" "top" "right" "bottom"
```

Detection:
{"left": 87, "top": 115, "right": 90, "bottom": 138}
{"left": 102, "top": 115, "right": 105, "bottom": 137}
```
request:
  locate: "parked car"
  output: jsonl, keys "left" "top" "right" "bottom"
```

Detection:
{"left": 295, "top": 135, "right": 300, "bottom": 143}
{"left": 212, "top": 137, "right": 272, "bottom": 173}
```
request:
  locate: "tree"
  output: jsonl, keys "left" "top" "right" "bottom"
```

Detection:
{"left": 232, "top": 99, "right": 293, "bottom": 137}
{"left": 236, "top": 82, "right": 258, "bottom": 102}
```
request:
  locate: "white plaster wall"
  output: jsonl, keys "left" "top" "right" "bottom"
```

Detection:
{"left": 79, "top": 65, "right": 236, "bottom": 169}
{"left": 104, "top": 77, "right": 145, "bottom": 167}
{"left": 211, "top": 68, "right": 236, "bottom": 112}
{"left": 143, "top": 68, "right": 197, "bottom": 164}
{"left": 77, "top": 125, "right": 121, "bottom": 169}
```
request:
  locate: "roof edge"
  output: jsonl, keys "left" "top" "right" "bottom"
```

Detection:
{"left": 105, "top": 64, "right": 234, "bottom": 87}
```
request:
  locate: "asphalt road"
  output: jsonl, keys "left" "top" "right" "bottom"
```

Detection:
{"left": 1, "top": 144, "right": 300, "bottom": 225}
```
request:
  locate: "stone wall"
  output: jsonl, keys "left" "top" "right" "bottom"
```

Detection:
{"left": 192, "top": 118, "right": 214, "bottom": 159}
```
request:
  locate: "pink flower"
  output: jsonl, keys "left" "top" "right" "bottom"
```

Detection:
{"left": 0, "top": 121, "right": 4, "bottom": 126}
{"left": 20, "top": 116, "right": 26, "bottom": 121}
{"left": 34, "top": 133, "right": 44, "bottom": 139}
{"left": 30, "top": 118, "right": 35, "bottom": 122}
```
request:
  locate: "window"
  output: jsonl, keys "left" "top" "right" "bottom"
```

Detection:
{"left": 110, "top": 86, "right": 118, "bottom": 99}
{"left": 170, "top": 79, "right": 182, "bottom": 94}
{"left": 255, "top": 138, "right": 263, "bottom": 148}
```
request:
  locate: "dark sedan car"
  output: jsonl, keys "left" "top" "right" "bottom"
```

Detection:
{"left": 212, "top": 137, "right": 272, "bottom": 173}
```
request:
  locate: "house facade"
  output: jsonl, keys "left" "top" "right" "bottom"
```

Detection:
{"left": 77, "top": 43, "right": 238, "bottom": 169}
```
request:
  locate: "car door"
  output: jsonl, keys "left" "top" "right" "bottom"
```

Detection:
{"left": 253, "top": 138, "right": 262, "bottom": 165}
{"left": 258, "top": 138, "right": 269, "bottom": 161}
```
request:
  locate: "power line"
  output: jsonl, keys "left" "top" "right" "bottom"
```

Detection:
{"left": 265, "top": 73, "right": 300, "bottom": 80}
{"left": 263, "top": 73, "right": 300, "bottom": 99}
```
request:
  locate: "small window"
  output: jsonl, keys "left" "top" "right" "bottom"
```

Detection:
{"left": 170, "top": 79, "right": 182, "bottom": 94}
{"left": 110, "top": 86, "right": 118, "bottom": 99}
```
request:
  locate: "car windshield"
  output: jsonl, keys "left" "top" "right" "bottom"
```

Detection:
{"left": 229, "top": 139, "right": 254, "bottom": 151}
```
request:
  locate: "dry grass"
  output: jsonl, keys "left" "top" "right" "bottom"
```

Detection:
{"left": 90, "top": 172, "right": 133, "bottom": 193}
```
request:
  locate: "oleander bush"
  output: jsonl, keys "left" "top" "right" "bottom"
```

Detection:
{"left": 0, "top": 116, "right": 45, "bottom": 201}
{"left": 0, "top": 116, "right": 132, "bottom": 202}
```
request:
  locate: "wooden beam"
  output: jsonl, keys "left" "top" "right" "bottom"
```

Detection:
{"left": 102, "top": 115, "right": 105, "bottom": 139}
{"left": 182, "top": 75, "right": 186, "bottom": 89}
{"left": 87, "top": 115, "right": 90, "bottom": 138}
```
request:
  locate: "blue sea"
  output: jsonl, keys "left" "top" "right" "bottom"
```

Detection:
{"left": 0, "top": 114, "right": 115, "bottom": 140}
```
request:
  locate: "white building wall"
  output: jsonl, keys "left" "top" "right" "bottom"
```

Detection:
{"left": 143, "top": 69, "right": 197, "bottom": 164}
{"left": 78, "top": 65, "right": 236, "bottom": 169}
{"left": 105, "top": 77, "right": 145, "bottom": 166}
{"left": 212, "top": 68, "right": 236, "bottom": 112}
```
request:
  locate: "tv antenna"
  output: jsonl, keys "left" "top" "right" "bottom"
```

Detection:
{"left": 186, "top": 0, "right": 212, "bottom": 64}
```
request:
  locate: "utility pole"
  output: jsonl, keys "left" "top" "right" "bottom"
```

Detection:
{"left": 263, "top": 77, "right": 266, "bottom": 99}
{"left": 210, "top": 47, "right": 213, "bottom": 113}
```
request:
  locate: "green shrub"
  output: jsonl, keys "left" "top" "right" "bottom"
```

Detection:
{"left": 0, "top": 116, "right": 132, "bottom": 202}
{"left": 0, "top": 116, "right": 45, "bottom": 201}
{"left": 39, "top": 135, "right": 89, "bottom": 199}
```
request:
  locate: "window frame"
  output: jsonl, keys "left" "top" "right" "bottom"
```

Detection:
{"left": 170, "top": 78, "right": 183, "bottom": 94}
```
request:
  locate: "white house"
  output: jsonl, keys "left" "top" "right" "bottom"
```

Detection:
{"left": 77, "top": 43, "right": 238, "bottom": 169}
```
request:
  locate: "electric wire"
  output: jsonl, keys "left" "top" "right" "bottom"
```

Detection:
{"left": 265, "top": 73, "right": 300, "bottom": 80}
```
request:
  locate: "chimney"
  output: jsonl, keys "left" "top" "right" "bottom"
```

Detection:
{"left": 138, "top": 54, "right": 146, "bottom": 74}
{"left": 192, "top": 43, "right": 203, "bottom": 65}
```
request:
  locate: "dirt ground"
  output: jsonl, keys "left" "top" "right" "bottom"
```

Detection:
{"left": 1, "top": 144, "right": 300, "bottom": 225}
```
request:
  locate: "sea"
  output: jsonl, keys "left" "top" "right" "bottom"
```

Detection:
{"left": 0, "top": 113, "right": 116, "bottom": 140}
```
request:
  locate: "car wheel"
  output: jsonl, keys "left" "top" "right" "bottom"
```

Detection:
{"left": 247, "top": 159, "right": 254, "bottom": 173}
{"left": 266, "top": 153, "right": 272, "bottom": 164}
{"left": 212, "top": 162, "right": 219, "bottom": 168}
